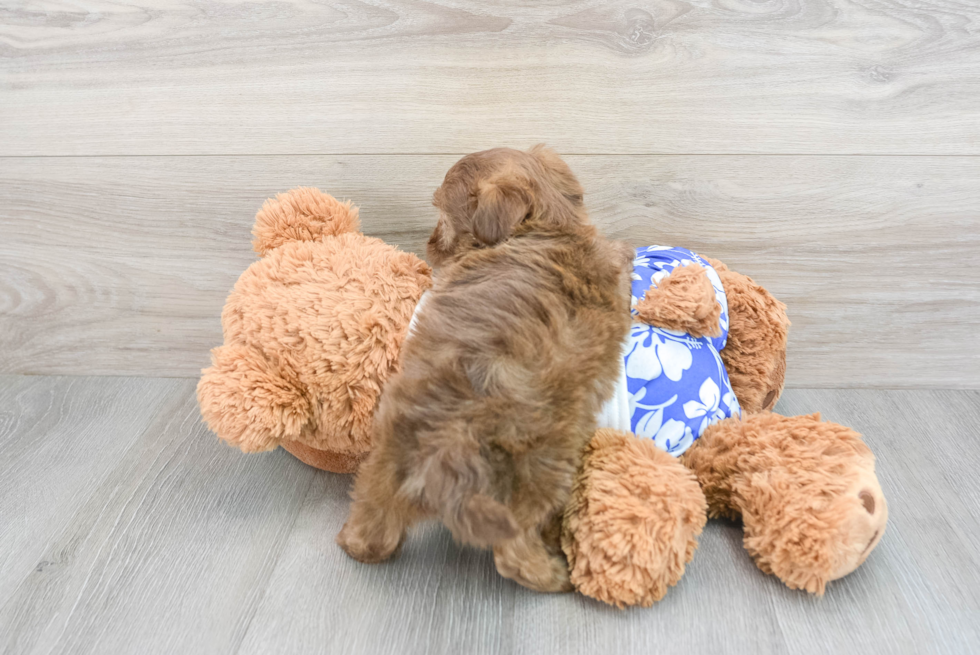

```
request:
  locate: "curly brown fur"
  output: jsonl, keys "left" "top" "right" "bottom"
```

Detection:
{"left": 338, "top": 147, "right": 632, "bottom": 592}
{"left": 562, "top": 429, "right": 706, "bottom": 608}
{"left": 682, "top": 413, "right": 888, "bottom": 594}
{"left": 702, "top": 257, "right": 790, "bottom": 413}
{"left": 634, "top": 263, "right": 722, "bottom": 338}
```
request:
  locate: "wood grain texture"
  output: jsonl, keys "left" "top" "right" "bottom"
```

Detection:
{"left": 512, "top": 389, "right": 980, "bottom": 655}
{"left": 1, "top": 377, "right": 977, "bottom": 654}
{"left": 2, "top": 0, "right": 980, "bottom": 155}
{"left": 2, "top": 155, "right": 977, "bottom": 386}
{"left": 232, "top": 387, "right": 980, "bottom": 655}
{"left": 0, "top": 375, "right": 181, "bottom": 602}
{"left": 236, "top": 474, "right": 517, "bottom": 655}
{"left": 0, "top": 376, "right": 317, "bottom": 655}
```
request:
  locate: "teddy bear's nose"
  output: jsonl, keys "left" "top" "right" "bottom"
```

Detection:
{"left": 859, "top": 490, "right": 876, "bottom": 514}
{"left": 763, "top": 390, "right": 776, "bottom": 409}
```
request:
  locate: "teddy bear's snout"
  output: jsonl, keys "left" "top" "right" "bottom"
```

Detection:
{"left": 828, "top": 476, "right": 888, "bottom": 582}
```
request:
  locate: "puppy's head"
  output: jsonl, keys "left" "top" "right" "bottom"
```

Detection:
{"left": 427, "top": 145, "right": 586, "bottom": 268}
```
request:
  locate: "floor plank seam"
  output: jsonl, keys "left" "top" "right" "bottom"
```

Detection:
{"left": 230, "top": 466, "right": 319, "bottom": 655}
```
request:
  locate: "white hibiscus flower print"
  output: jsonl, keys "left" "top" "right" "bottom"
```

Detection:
{"left": 634, "top": 246, "right": 677, "bottom": 269}
{"left": 683, "top": 378, "right": 731, "bottom": 437}
{"left": 629, "top": 387, "right": 678, "bottom": 439}
{"left": 625, "top": 326, "right": 693, "bottom": 383}
{"left": 654, "top": 419, "right": 695, "bottom": 456}
{"left": 633, "top": 255, "right": 654, "bottom": 269}
{"left": 622, "top": 245, "right": 741, "bottom": 457}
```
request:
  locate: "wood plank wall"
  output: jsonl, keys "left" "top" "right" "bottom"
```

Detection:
{"left": 2, "top": 1, "right": 978, "bottom": 387}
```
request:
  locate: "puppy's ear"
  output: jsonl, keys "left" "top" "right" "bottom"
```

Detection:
{"left": 529, "top": 143, "right": 584, "bottom": 205}
{"left": 471, "top": 175, "right": 531, "bottom": 246}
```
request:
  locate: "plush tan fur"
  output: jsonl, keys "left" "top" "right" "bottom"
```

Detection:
{"left": 562, "top": 429, "right": 706, "bottom": 608}
{"left": 560, "top": 259, "right": 885, "bottom": 608}
{"left": 252, "top": 187, "right": 361, "bottom": 255}
{"left": 337, "top": 147, "right": 632, "bottom": 592}
{"left": 682, "top": 412, "right": 887, "bottom": 595}
{"left": 634, "top": 263, "right": 722, "bottom": 338}
{"left": 704, "top": 257, "right": 790, "bottom": 413}
{"left": 197, "top": 188, "right": 431, "bottom": 471}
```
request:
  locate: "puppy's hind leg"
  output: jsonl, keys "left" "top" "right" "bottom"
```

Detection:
{"left": 494, "top": 513, "right": 573, "bottom": 593}
{"left": 492, "top": 443, "right": 580, "bottom": 592}
{"left": 337, "top": 445, "right": 421, "bottom": 564}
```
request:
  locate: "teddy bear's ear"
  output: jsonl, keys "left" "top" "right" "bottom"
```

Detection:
{"left": 252, "top": 187, "right": 360, "bottom": 256}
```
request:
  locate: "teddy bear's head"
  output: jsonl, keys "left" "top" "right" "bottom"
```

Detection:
{"left": 198, "top": 188, "right": 432, "bottom": 473}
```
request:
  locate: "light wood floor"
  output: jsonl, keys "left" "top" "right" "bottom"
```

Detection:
{"left": 1, "top": 376, "right": 978, "bottom": 655}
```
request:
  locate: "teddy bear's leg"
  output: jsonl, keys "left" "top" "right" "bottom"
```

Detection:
{"left": 702, "top": 258, "right": 790, "bottom": 414}
{"left": 336, "top": 440, "right": 427, "bottom": 564}
{"left": 561, "top": 430, "right": 707, "bottom": 608}
{"left": 634, "top": 263, "right": 723, "bottom": 338}
{"left": 197, "top": 344, "right": 312, "bottom": 453}
{"left": 681, "top": 413, "right": 888, "bottom": 594}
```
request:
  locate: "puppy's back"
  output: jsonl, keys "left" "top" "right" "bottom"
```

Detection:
{"left": 378, "top": 226, "right": 631, "bottom": 545}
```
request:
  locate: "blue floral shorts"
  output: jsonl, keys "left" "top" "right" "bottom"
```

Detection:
{"left": 596, "top": 246, "right": 741, "bottom": 456}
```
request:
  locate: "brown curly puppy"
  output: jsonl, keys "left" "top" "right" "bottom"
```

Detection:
{"left": 337, "top": 146, "right": 633, "bottom": 592}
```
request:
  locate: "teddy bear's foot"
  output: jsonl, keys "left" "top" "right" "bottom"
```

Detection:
{"left": 821, "top": 466, "right": 887, "bottom": 583}
{"left": 280, "top": 439, "right": 368, "bottom": 474}
{"left": 562, "top": 429, "right": 707, "bottom": 608}
{"left": 744, "top": 459, "right": 888, "bottom": 593}
{"left": 683, "top": 412, "right": 888, "bottom": 595}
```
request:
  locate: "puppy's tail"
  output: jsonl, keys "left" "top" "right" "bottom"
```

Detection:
{"left": 401, "top": 438, "right": 518, "bottom": 547}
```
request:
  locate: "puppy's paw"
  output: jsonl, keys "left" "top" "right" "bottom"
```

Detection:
{"left": 494, "top": 548, "right": 572, "bottom": 593}
{"left": 336, "top": 520, "right": 403, "bottom": 564}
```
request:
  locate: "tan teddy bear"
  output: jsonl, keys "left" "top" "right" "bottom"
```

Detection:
{"left": 562, "top": 255, "right": 886, "bottom": 606}
{"left": 198, "top": 187, "right": 887, "bottom": 607}
{"left": 197, "top": 188, "right": 431, "bottom": 472}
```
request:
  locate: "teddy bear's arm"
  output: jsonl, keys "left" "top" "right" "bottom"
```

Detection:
{"left": 633, "top": 263, "right": 722, "bottom": 338}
